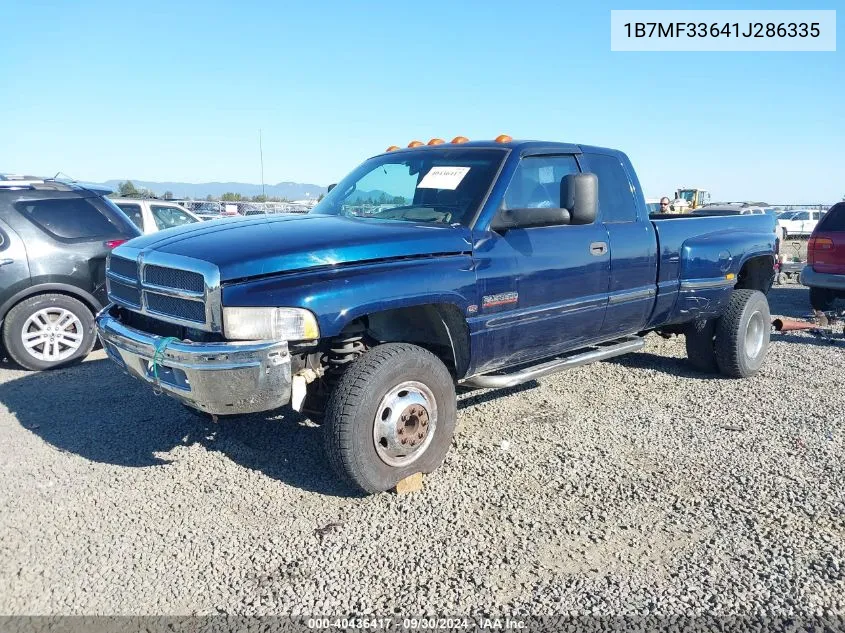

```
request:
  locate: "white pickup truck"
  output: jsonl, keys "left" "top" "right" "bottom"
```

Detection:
{"left": 777, "top": 209, "right": 822, "bottom": 239}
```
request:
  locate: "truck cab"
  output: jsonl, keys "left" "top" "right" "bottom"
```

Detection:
{"left": 96, "top": 136, "right": 776, "bottom": 493}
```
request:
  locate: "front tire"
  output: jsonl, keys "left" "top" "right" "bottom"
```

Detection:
{"left": 714, "top": 289, "right": 770, "bottom": 378}
{"left": 2, "top": 294, "right": 96, "bottom": 371}
{"left": 322, "top": 343, "right": 457, "bottom": 494}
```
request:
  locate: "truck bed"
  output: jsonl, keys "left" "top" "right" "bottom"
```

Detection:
{"left": 646, "top": 213, "right": 778, "bottom": 327}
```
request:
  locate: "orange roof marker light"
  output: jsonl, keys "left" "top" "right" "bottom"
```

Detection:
{"left": 385, "top": 145, "right": 400, "bottom": 152}
{"left": 407, "top": 140, "right": 424, "bottom": 148}
{"left": 427, "top": 138, "right": 445, "bottom": 145}
{"left": 451, "top": 136, "right": 470, "bottom": 144}
{"left": 494, "top": 134, "right": 513, "bottom": 143}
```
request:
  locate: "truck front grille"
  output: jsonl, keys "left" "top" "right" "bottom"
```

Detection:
{"left": 109, "top": 279, "right": 141, "bottom": 307}
{"left": 145, "top": 293, "right": 206, "bottom": 323}
{"left": 108, "top": 256, "right": 139, "bottom": 281}
{"left": 144, "top": 265, "right": 205, "bottom": 293}
{"left": 106, "top": 249, "right": 221, "bottom": 332}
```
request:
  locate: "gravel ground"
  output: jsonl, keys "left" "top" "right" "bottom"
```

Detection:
{"left": 0, "top": 283, "right": 843, "bottom": 620}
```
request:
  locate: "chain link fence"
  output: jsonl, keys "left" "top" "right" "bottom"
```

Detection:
{"left": 175, "top": 200, "right": 316, "bottom": 218}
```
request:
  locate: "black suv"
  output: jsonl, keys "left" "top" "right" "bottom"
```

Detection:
{"left": 0, "top": 177, "right": 141, "bottom": 370}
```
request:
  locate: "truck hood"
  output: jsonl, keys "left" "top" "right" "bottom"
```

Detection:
{"left": 123, "top": 214, "right": 473, "bottom": 281}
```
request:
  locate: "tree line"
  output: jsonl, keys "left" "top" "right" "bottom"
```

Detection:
{"left": 115, "top": 180, "right": 316, "bottom": 203}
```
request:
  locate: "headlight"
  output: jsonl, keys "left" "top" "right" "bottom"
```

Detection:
{"left": 223, "top": 307, "right": 320, "bottom": 341}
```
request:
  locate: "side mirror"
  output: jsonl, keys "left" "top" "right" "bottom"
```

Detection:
{"left": 491, "top": 207, "right": 571, "bottom": 231}
{"left": 560, "top": 173, "right": 598, "bottom": 225}
{"left": 327, "top": 183, "right": 337, "bottom": 193}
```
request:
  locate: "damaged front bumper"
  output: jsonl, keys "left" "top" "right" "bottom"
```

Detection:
{"left": 96, "top": 305, "right": 291, "bottom": 415}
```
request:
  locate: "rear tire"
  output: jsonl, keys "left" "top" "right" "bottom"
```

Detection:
{"left": 714, "top": 290, "right": 770, "bottom": 379}
{"left": 809, "top": 287, "right": 836, "bottom": 312}
{"left": 2, "top": 294, "right": 96, "bottom": 371}
{"left": 322, "top": 343, "right": 457, "bottom": 494}
{"left": 685, "top": 319, "right": 718, "bottom": 373}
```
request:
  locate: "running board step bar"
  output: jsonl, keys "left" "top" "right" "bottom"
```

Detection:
{"left": 461, "top": 336, "right": 645, "bottom": 389}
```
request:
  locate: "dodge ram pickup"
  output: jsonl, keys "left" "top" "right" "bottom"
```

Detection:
{"left": 96, "top": 137, "right": 777, "bottom": 493}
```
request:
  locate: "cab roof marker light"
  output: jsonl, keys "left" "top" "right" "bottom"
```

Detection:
{"left": 407, "top": 140, "right": 424, "bottom": 148}
{"left": 451, "top": 136, "right": 469, "bottom": 144}
{"left": 494, "top": 134, "right": 513, "bottom": 143}
{"left": 385, "top": 145, "right": 400, "bottom": 152}
{"left": 427, "top": 138, "right": 445, "bottom": 145}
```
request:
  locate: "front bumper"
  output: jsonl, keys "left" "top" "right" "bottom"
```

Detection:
{"left": 96, "top": 305, "right": 291, "bottom": 415}
{"left": 800, "top": 266, "right": 845, "bottom": 292}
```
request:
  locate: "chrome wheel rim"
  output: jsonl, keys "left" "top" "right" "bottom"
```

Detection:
{"left": 745, "top": 310, "right": 766, "bottom": 359}
{"left": 373, "top": 381, "right": 437, "bottom": 467}
{"left": 21, "top": 308, "right": 84, "bottom": 362}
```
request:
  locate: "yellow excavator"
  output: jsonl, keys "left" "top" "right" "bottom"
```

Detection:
{"left": 673, "top": 188, "right": 711, "bottom": 212}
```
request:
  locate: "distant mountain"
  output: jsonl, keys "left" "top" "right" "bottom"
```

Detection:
{"left": 98, "top": 179, "right": 326, "bottom": 200}
{"left": 346, "top": 188, "right": 400, "bottom": 203}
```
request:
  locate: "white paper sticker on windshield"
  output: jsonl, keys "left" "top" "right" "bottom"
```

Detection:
{"left": 417, "top": 166, "right": 470, "bottom": 190}
{"left": 538, "top": 166, "right": 555, "bottom": 184}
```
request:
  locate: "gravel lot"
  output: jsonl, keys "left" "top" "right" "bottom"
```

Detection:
{"left": 0, "top": 283, "right": 843, "bottom": 619}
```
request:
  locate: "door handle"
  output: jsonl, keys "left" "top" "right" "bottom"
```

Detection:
{"left": 589, "top": 242, "right": 608, "bottom": 256}
{"left": 0, "top": 259, "right": 13, "bottom": 267}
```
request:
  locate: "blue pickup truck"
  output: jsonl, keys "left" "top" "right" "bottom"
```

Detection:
{"left": 96, "top": 137, "right": 777, "bottom": 493}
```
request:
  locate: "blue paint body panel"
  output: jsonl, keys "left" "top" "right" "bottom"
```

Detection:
{"left": 122, "top": 140, "right": 777, "bottom": 379}
{"left": 125, "top": 214, "right": 473, "bottom": 282}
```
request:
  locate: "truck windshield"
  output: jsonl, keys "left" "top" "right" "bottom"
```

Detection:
{"left": 311, "top": 148, "right": 506, "bottom": 226}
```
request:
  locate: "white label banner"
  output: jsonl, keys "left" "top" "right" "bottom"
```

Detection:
{"left": 611, "top": 10, "right": 836, "bottom": 51}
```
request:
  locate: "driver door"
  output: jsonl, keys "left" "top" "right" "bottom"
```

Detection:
{"left": 470, "top": 154, "right": 610, "bottom": 373}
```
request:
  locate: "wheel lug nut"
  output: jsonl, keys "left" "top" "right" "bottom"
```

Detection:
{"left": 421, "top": 420, "right": 428, "bottom": 426}
{"left": 401, "top": 438, "right": 407, "bottom": 445}
{"left": 418, "top": 432, "right": 424, "bottom": 439}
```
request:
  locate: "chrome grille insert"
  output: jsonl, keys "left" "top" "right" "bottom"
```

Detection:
{"left": 146, "top": 293, "right": 205, "bottom": 323}
{"left": 144, "top": 265, "right": 204, "bottom": 293}
{"left": 109, "top": 280, "right": 141, "bottom": 307}
{"left": 106, "top": 247, "right": 222, "bottom": 332}
{"left": 108, "top": 256, "right": 138, "bottom": 281}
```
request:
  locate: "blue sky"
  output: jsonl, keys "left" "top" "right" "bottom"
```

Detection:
{"left": 1, "top": 0, "right": 842, "bottom": 203}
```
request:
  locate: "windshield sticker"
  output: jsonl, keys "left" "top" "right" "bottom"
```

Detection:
{"left": 417, "top": 166, "right": 470, "bottom": 190}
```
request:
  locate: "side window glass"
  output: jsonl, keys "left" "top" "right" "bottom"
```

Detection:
{"left": 580, "top": 153, "right": 636, "bottom": 223}
{"left": 502, "top": 155, "right": 579, "bottom": 210}
{"left": 151, "top": 205, "right": 196, "bottom": 230}
{"left": 116, "top": 203, "right": 144, "bottom": 229}
{"left": 15, "top": 197, "right": 129, "bottom": 241}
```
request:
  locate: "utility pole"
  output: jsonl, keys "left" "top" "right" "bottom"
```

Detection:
{"left": 259, "top": 129, "right": 265, "bottom": 199}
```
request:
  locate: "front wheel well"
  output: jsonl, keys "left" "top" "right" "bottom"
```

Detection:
{"left": 351, "top": 303, "right": 470, "bottom": 380}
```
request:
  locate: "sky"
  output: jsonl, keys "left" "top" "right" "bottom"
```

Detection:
{"left": 1, "top": 0, "right": 842, "bottom": 203}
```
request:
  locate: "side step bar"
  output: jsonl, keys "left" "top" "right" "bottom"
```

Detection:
{"left": 461, "top": 336, "right": 645, "bottom": 389}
